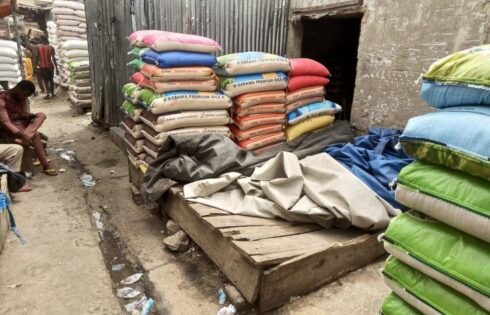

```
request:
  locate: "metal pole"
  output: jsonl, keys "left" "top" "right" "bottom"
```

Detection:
{"left": 11, "top": 0, "right": 25, "bottom": 79}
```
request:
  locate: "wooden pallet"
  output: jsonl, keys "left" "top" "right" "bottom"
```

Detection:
{"left": 161, "top": 187, "right": 385, "bottom": 311}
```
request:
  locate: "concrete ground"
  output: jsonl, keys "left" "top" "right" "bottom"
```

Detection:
{"left": 0, "top": 92, "right": 389, "bottom": 314}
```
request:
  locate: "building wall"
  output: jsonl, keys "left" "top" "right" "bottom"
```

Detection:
{"left": 288, "top": 0, "right": 490, "bottom": 131}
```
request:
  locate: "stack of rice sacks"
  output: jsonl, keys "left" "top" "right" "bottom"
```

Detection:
{"left": 379, "top": 45, "right": 490, "bottom": 315}
{"left": 52, "top": 0, "right": 88, "bottom": 87}
{"left": 124, "top": 30, "right": 232, "bottom": 167}
{"left": 46, "top": 21, "right": 63, "bottom": 84}
{"left": 0, "top": 40, "right": 21, "bottom": 88}
{"left": 285, "top": 58, "right": 341, "bottom": 141}
{"left": 216, "top": 52, "right": 289, "bottom": 152}
{"left": 64, "top": 41, "right": 91, "bottom": 109}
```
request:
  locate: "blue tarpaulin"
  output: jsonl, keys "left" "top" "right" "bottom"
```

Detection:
{"left": 325, "top": 128, "right": 413, "bottom": 209}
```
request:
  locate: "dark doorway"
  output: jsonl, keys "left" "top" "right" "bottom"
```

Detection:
{"left": 301, "top": 14, "right": 362, "bottom": 121}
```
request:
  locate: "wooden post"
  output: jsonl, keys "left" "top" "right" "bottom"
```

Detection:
{"left": 11, "top": 0, "right": 25, "bottom": 79}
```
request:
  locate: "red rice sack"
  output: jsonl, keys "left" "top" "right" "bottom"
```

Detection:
{"left": 233, "top": 113, "right": 286, "bottom": 130}
{"left": 143, "top": 140, "right": 161, "bottom": 159}
{"left": 238, "top": 132, "right": 286, "bottom": 151}
{"left": 286, "top": 86, "right": 325, "bottom": 104}
{"left": 140, "top": 64, "right": 215, "bottom": 82}
{"left": 288, "top": 76, "right": 330, "bottom": 92}
{"left": 234, "top": 90, "right": 286, "bottom": 108}
{"left": 122, "top": 118, "right": 144, "bottom": 139}
{"left": 142, "top": 31, "right": 221, "bottom": 53}
{"left": 124, "top": 132, "right": 145, "bottom": 154}
{"left": 234, "top": 103, "right": 285, "bottom": 117}
{"left": 139, "top": 110, "right": 230, "bottom": 133}
{"left": 289, "top": 58, "right": 330, "bottom": 77}
{"left": 230, "top": 124, "right": 284, "bottom": 141}
{"left": 142, "top": 125, "right": 231, "bottom": 146}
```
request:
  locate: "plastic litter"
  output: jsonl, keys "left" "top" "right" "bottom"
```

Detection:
{"left": 60, "top": 152, "right": 75, "bottom": 162}
{"left": 81, "top": 173, "right": 96, "bottom": 187}
{"left": 112, "top": 263, "right": 125, "bottom": 272}
{"left": 140, "top": 298, "right": 154, "bottom": 315}
{"left": 6, "top": 283, "right": 22, "bottom": 289}
{"left": 59, "top": 168, "right": 66, "bottom": 173}
{"left": 125, "top": 295, "right": 147, "bottom": 313}
{"left": 62, "top": 139, "right": 75, "bottom": 144}
{"left": 121, "top": 273, "right": 144, "bottom": 285}
{"left": 218, "top": 288, "right": 226, "bottom": 305}
{"left": 117, "top": 287, "right": 141, "bottom": 299}
{"left": 217, "top": 305, "right": 236, "bottom": 315}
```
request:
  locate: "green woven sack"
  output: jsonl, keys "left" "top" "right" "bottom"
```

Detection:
{"left": 122, "top": 83, "right": 139, "bottom": 97}
{"left": 138, "top": 88, "right": 158, "bottom": 106}
{"left": 384, "top": 211, "right": 490, "bottom": 310}
{"left": 121, "top": 100, "right": 141, "bottom": 116}
{"left": 128, "top": 59, "right": 145, "bottom": 71}
{"left": 423, "top": 45, "right": 490, "bottom": 87}
{"left": 384, "top": 256, "right": 488, "bottom": 315}
{"left": 396, "top": 161, "right": 490, "bottom": 242}
{"left": 380, "top": 293, "right": 422, "bottom": 315}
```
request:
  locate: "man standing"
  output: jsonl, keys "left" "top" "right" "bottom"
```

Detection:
{"left": 36, "top": 36, "right": 58, "bottom": 99}
{"left": 27, "top": 38, "right": 46, "bottom": 95}
{"left": 0, "top": 80, "right": 57, "bottom": 175}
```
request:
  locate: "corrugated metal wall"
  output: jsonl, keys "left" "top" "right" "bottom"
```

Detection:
{"left": 86, "top": 0, "right": 290, "bottom": 126}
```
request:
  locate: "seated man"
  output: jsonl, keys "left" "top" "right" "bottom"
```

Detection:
{"left": 0, "top": 80, "right": 57, "bottom": 176}
{"left": 0, "top": 143, "right": 31, "bottom": 192}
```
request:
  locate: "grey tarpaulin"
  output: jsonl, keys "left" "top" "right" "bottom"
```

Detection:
{"left": 184, "top": 152, "right": 400, "bottom": 231}
{"left": 141, "top": 122, "right": 354, "bottom": 202}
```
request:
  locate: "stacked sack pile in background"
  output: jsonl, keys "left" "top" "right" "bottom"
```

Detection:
{"left": 380, "top": 45, "right": 490, "bottom": 314}
{"left": 217, "top": 52, "right": 289, "bottom": 152}
{"left": 46, "top": 21, "right": 61, "bottom": 84}
{"left": 124, "top": 30, "right": 232, "bottom": 168}
{"left": 0, "top": 40, "right": 21, "bottom": 88}
{"left": 52, "top": 0, "right": 88, "bottom": 87}
{"left": 285, "top": 58, "right": 341, "bottom": 141}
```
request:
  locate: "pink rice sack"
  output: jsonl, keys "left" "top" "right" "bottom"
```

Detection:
{"left": 129, "top": 30, "right": 163, "bottom": 47}
{"left": 142, "top": 32, "right": 221, "bottom": 53}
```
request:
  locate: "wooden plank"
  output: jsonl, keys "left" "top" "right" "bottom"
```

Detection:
{"left": 189, "top": 203, "right": 230, "bottom": 217}
{"left": 204, "top": 215, "right": 295, "bottom": 230}
{"left": 163, "top": 190, "right": 262, "bottom": 303}
{"left": 220, "top": 224, "right": 321, "bottom": 241}
{"left": 250, "top": 247, "right": 331, "bottom": 266}
{"left": 234, "top": 229, "right": 363, "bottom": 256}
{"left": 258, "top": 232, "right": 385, "bottom": 312}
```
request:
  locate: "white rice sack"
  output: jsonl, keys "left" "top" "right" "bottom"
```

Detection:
{"left": 64, "top": 49, "right": 88, "bottom": 59}
{"left": 69, "top": 92, "right": 91, "bottom": 100}
{"left": 57, "top": 20, "right": 80, "bottom": 26}
{"left": 52, "top": 7, "right": 76, "bottom": 15}
{"left": 0, "top": 47, "right": 18, "bottom": 59}
{"left": 79, "top": 23, "right": 87, "bottom": 28}
{"left": 216, "top": 52, "right": 290, "bottom": 76}
{"left": 69, "top": 93, "right": 91, "bottom": 106}
{"left": 54, "top": 0, "right": 85, "bottom": 10}
{"left": 62, "top": 40, "right": 87, "bottom": 50}
{"left": 148, "top": 91, "right": 232, "bottom": 115}
{"left": 69, "top": 85, "right": 91, "bottom": 94}
{"left": 0, "top": 64, "right": 19, "bottom": 72}
{"left": 139, "top": 110, "right": 230, "bottom": 133}
{"left": 59, "top": 25, "right": 86, "bottom": 34}
{"left": 0, "top": 40, "right": 18, "bottom": 51}
{"left": 56, "top": 14, "right": 85, "bottom": 22}
{"left": 0, "top": 70, "right": 21, "bottom": 79}
{"left": 219, "top": 72, "right": 288, "bottom": 98}
{"left": 142, "top": 126, "right": 231, "bottom": 147}
{"left": 75, "top": 10, "right": 85, "bottom": 18}
{"left": 0, "top": 56, "right": 18, "bottom": 65}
